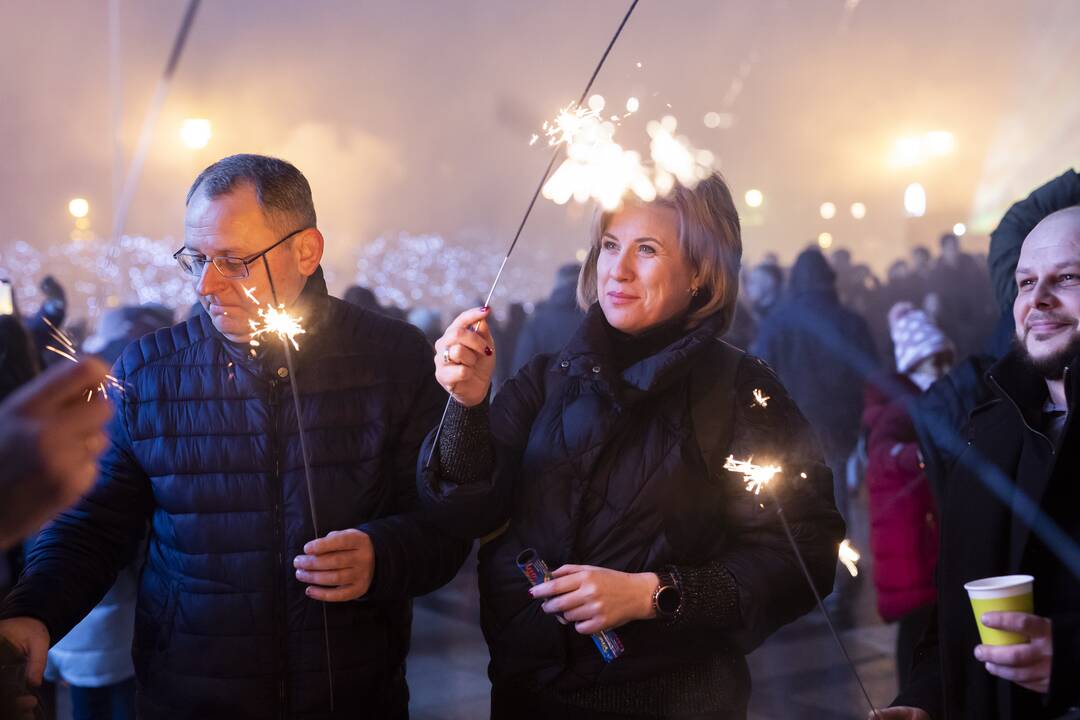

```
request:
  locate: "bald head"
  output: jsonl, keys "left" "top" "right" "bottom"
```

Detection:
{"left": 1013, "top": 206, "right": 1080, "bottom": 379}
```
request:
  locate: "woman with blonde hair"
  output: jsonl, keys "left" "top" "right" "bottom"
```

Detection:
{"left": 421, "top": 173, "right": 844, "bottom": 719}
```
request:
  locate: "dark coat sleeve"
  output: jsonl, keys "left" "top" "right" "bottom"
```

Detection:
{"left": 416, "top": 354, "right": 550, "bottom": 540}
{"left": 673, "top": 359, "right": 846, "bottom": 652}
{"left": 988, "top": 169, "right": 1080, "bottom": 315}
{"left": 359, "top": 332, "right": 472, "bottom": 604}
{"left": 0, "top": 357, "right": 152, "bottom": 642}
{"left": 1048, "top": 610, "right": 1080, "bottom": 712}
{"left": 892, "top": 602, "right": 944, "bottom": 717}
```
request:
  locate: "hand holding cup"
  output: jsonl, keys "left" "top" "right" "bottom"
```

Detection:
{"left": 433, "top": 306, "right": 495, "bottom": 408}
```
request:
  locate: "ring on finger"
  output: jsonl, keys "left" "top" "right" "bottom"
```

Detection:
{"left": 443, "top": 347, "right": 452, "bottom": 364}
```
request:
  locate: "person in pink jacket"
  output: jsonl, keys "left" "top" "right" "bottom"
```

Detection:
{"left": 862, "top": 302, "right": 954, "bottom": 687}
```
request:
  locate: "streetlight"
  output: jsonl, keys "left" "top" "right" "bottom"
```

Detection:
{"left": 819, "top": 202, "right": 836, "bottom": 220}
{"left": 68, "top": 198, "right": 89, "bottom": 218}
{"left": 953, "top": 222, "right": 967, "bottom": 237}
{"left": 850, "top": 202, "right": 866, "bottom": 219}
{"left": 180, "top": 118, "right": 212, "bottom": 149}
{"left": 817, "top": 232, "right": 833, "bottom": 249}
{"left": 745, "top": 189, "right": 764, "bottom": 208}
{"left": 904, "top": 182, "right": 926, "bottom": 217}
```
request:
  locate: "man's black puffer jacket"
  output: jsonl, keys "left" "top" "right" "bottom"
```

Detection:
{"left": 1, "top": 268, "right": 470, "bottom": 719}
{"left": 420, "top": 305, "right": 844, "bottom": 713}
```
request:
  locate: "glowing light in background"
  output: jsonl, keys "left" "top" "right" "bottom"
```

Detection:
{"left": 180, "top": 118, "right": 212, "bottom": 149}
{"left": 819, "top": 202, "right": 837, "bottom": 220}
{"left": 818, "top": 232, "right": 834, "bottom": 249}
{"left": 575, "top": 248, "right": 588, "bottom": 263}
{"left": 952, "top": 222, "right": 967, "bottom": 236}
{"left": 587, "top": 94, "right": 606, "bottom": 113}
{"left": 904, "top": 182, "right": 927, "bottom": 217}
{"left": 744, "top": 189, "right": 764, "bottom": 208}
{"left": 850, "top": 202, "right": 867, "bottom": 219}
{"left": 889, "top": 130, "right": 955, "bottom": 168}
{"left": 703, "top": 111, "right": 734, "bottom": 130}
{"left": 68, "top": 198, "right": 89, "bottom": 218}
{"left": 625, "top": 97, "right": 639, "bottom": 113}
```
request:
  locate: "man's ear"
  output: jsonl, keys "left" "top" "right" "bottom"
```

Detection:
{"left": 295, "top": 228, "right": 324, "bottom": 276}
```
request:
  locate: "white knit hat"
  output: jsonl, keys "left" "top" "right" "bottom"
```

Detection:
{"left": 889, "top": 302, "right": 954, "bottom": 373}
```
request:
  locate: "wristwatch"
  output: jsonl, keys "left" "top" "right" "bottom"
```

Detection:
{"left": 652, "top": 570, "right": 682, "bottom": 619}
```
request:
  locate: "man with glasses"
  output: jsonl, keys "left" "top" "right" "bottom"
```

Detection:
{"left": 0, "top": 154, "right": 469, "bottom": 718}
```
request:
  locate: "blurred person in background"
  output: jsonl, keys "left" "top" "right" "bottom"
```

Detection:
{"left": 743, "top": 261, "right": 783, "bottom": 323}
{"left": 492, "top": 301, "right": 526, "bottom": 392}
{"left": 752, "top": 247, "right": 879, "bottom": 522}
{"left": 862, "top": 303, "right": 952, "bottom": 689}
{"left": 929, "top": 232, "right": 996, "bottom": 361}
{"left": 511, "top": 262, "right": 585, "bottom": 374}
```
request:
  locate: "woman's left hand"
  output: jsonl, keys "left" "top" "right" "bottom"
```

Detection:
{"left": 530, "top": 564, "right": 658, "bottom": 634}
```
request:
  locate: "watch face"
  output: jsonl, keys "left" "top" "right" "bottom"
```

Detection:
{"left": 657, "top": 585, "right": 680, "bottom": 615}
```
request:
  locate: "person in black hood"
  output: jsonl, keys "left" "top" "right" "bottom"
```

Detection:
{"left": 751, "top": 247, "right": 879, "bottom": 521}
{"left": 420, "top": 174, "right": 844, "bottom": 720}
{"left": 512, "top": 263, "right": 587, "bottom": 375}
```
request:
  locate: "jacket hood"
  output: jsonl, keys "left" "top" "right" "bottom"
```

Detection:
{"left": 789, "top": 248, "right": 837, "bottom": 295}
{"left": 862, "top": 372, "right": 918, "bottom": 429}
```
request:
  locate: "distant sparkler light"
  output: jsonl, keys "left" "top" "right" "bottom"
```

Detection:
{"left": 752, "top": 388, "right": 770, "bottom": 408}
{"left": 839, "top": 539, "right": 861, "bottom": 577}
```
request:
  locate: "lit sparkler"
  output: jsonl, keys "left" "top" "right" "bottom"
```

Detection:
{"left": 538, "top": 103, "right": 715, "bottom": 211}
{"left": 723, "top": 455, "right": 782, "bottom": 495}
{"left": 243, "top": 285, "right": 306, "bottom": 352}
{"left": 42, "top": 317, "right": 123, "bottom": 401}
{"left": 752, "top": 388, "right": 770, "bottom": 408}
{"left": 839, "top": 539, "right": 861, "bottom": 577}
{"left": 243, "top": 278, "right": 332, "bottom": 709}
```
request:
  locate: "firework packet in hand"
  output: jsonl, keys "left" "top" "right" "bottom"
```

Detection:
{"left": 516, "top": 548, "right": 625, "bottom": 663}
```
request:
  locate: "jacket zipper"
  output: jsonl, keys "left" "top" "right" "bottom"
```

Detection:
{"left": 988, "top": 373, "right": 1054, "bottom": 452}
{"left": 268, "top": 378, "right": 288, "bottom": 718}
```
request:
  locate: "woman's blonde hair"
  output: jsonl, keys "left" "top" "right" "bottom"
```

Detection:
{"left": 576, "top": 172, "right": 743, "bottom": 332}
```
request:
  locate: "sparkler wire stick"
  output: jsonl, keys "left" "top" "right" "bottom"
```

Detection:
{"left": 426, "top": 0, "right": 641, "bottom": 466}
{"left": 772, "top": 495, "right": 881, "bottom": 720}
{"left": 260, "top": 260, "right": 335, "bottom": 712}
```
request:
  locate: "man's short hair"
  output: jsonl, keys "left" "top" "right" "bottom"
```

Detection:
{"left": 186, "top": 154, "right": 317, "bottom": 232}
{"left": 939, "top": 232, "right": 959, "bottom": 250}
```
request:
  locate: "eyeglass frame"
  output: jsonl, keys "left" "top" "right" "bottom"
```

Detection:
{"left": 172, "top": 226, "right": 313, "bottom": 280}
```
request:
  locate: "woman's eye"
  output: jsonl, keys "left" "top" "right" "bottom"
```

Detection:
{"left": 637, "top": 244, "right": 657, "bottom": 256}
{"left": 602, "top": 240, "right": 618, "bottom": 251}
{"left": 1018, "top": 278, "right": 1034, "bottom": 290}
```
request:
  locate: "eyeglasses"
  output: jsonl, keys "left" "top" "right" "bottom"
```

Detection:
{"left": 173, "top": 226, "right": 312, "bottom": 280}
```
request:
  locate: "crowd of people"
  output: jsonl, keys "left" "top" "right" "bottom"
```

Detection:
{"left": 0, "top": 154, "right": 1077, "bottom": 720}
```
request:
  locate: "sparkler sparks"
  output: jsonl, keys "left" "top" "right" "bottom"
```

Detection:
{"left": 42, "top": 317, "right": 124, "bottom": 400}
{"left": 752, "top": 388, "right": 770, "bottom": 408}
{"left": 243, "top": 285, "right": 307, "bottom": 352}
{"left": 839, "top": 539, "right": 861, "bottom": 577}
{"left": 538, "top": 102, "right": 715, "bottom": 211}
{"left": 723, "top": 455, "right": 782, "bottom": 495}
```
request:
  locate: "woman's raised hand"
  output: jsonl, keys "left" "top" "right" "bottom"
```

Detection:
{"left": 433, "top": 306, "right": 496, "bottom": 408}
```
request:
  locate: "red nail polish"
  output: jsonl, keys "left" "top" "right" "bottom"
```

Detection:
{"left": 484, "top": 347, "right": 493, "bottom": 356}
{"left": 481, "top": 306, "right": 490, "bottom": 313}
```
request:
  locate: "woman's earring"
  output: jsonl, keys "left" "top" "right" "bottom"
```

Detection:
{"left": 689, "top": 286, "right": 700, "bottom": 297}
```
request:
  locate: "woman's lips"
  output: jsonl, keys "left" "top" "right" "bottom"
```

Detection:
{"left": 606, "top": 292, "right": 638, "bottom": 305}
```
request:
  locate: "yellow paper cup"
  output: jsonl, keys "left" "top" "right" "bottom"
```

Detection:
{"left": 963, "top": 575, "right": 1034, "bottom": 646}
